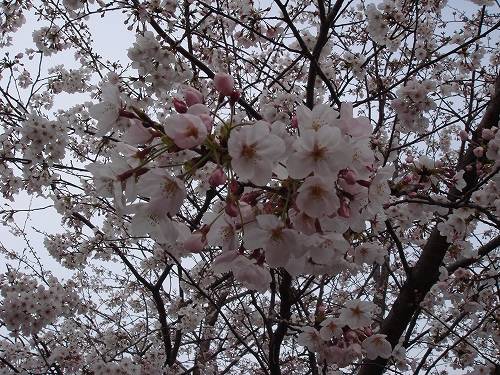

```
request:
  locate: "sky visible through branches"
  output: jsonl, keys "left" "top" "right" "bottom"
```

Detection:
{"left": 1, "top": 0, "right": 500, "bottom": 374}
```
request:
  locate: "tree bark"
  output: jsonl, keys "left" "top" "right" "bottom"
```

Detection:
{"left": 358, "top": 75, "right": 500, "bottom": 375}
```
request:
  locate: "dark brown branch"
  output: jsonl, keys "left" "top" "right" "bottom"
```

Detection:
{"left": 447, "top": 234, "right": 500, "bottom": 274}
{"left": 385, "top": 220, "right": 410, "bottom": 276}
{"left": 71, "top": 212, "right": 177, "bottom": 366}
{"left": 358, "top": 74, "right": 500, "bottom": 375}
{"left": 269, "top": 270, "right": 293, "bottom": 375}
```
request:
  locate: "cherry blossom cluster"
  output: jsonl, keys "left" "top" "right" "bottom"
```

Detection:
{"left": 297, "top": 299, "right": 407, "bottom": 368}
{"left": 0, "top": 270, "right": 82, "bottom": 336}
{"left": 20, "top": 112, "right": 67, "bottom": 166}
{"left": 0, "top": 0, "right": 27, "bottom": 47}
{"left": 3, "top": 0, "right": 500, "bottom": 373}
{"left": 32, "top": 25, "right": 71, "bottom": 56}
{"left": 391, "top": 80, "right": 437, "bottom": 134}
{"left": 86, "top": 73, "right": 393, "bottom": 294}
{"left": 47, "top": 65, "right": 92, "bottom": 94}
{"left": 127, "top": 31, "right": 192, "bottom": 96}
{"left": 364, "top": 3, "right": 389, "bottom": 45}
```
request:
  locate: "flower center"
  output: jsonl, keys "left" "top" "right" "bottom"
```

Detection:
{"left": 311, "top": 144, "right": 327, "bottom": 161}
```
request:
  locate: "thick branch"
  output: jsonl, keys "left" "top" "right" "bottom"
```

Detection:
{"left": 358, "top": 75, "right": 500, "bottom": 375}
{"left": 447, "top": 234, "right": 500, "bottom": 273}
{"left": 269, "top": 271, "right": 293, "bottom": 375}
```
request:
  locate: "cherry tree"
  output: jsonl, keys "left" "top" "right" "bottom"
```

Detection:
{"left": 1, "top": 0, "right": 500, "bottom": 374}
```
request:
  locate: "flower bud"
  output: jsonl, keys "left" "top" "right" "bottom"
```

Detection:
{"left": 230, "top": 90, "right": 241, "bottom": 106}
{"left": 173, "top": 98, "right": 187, "bottom": 113}
{"left": 184, "top": 87, "right": 204, "bottom": 107}
{"left": 229, "top": 179, "right": 240, "bottom": 195}
{"left": 482, "top": 128, "right": 495, "bottom": 140}
{"left": 473, "top": 147, "right": 484, "bottom": 158}
{"left": 225, "top": 201, "right": 239, "bottom": 217}
{"left": 123, "top": 119, "right": 153, "bottom": 145}
{"left": 337, "top": 199, "right": 350, "bottom": 218}
{"left": 343, "top": 170, "right": 357, "bottom": 185}
{"left": 209, "top": 166, "right": 227, "bottom": 187}
{"left": 214, "top": 73, "right": 234, "bottom": 96}
{"left": 459, "top": 130, "right": 469, "bottom": 141}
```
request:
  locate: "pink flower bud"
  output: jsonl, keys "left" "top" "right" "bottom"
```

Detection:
{"left": 214, "top": 73, "right": 234, "bottom": 96}
{"left": 435, "top": 160, "right": 443, "bottom": 168}
{"left": 459, "top": 130, "right": 469, "bottom": 141}
{"left": 184, "top": 87, "right": 204, "bottom": 107}
{"left": 473, "top": 147, "right": 484, "bottom": 158}
{"left": 229, "top": 179, "right": 239, "bottom": 194}
{"left": 184, "top": 231, "right": 207, "bottom": 253}
{"left": 173, "top": 98, "right": 187, "bottom": 113}
{"left": 466, "top": 165, "right": 473, "bottom": 171}
{"left": 230, "top": 90, "right": 241, "bottom": 106}
{"left": 343, "top": 170, "right": 358, "bottom": 185}
{"left": 405, "top": 155, "right": 414, "bottom": 163}
{"left": 291, "top": 116, "right": 298, "bottom": 129}
{"left": 408, "top": 191, "right": 418, "bottom": 198}
{"left": 123, "top": 119, "right": 153, "bottom": 145}
{"left": 482, "top": 128, "right": 495, "bottom": 140}
{"left": 209, "top": 166, "right": 227, "bottom": 187}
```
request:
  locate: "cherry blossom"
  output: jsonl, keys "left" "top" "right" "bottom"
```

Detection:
{"left": 295, "top": 104, "right": 338, "bottom": 131}
{"left": 136, "top": 169, "right": 187, "bottom": 216}
{"left": 339, "top": 299, "right": 376, "bottom": 329}
{"left": 297, "top": 326, "right": 323, "bottom": 352}
{"left": 227, "top": 120, "right": 285, "bottom": 185}
{"left": 89, "top": 83, "right": 122, "bottom": 136}
{"left": 243, "top": 214, "right": 301, "bottom": 268}
{"left": 130, "top": 202, "right": 179, "bottom": 243}
{"left": 319, "top": 317, "right": 343, "bottom": 341}
{"left": 287, "top": 126, "right": 354, "bottom": 179}
{"left": 86, "top": 150, "right": 138, "bottom": 216}
{"left": 163, "top": 113, "right": 208, "bottom": 149}
{"left": 295, "top": 175, "right": 340, "bottom": 218}
{"left": 362, "top": 334, "right": 392, "bottom": 360}
{"left": 212, "top": 250, "right": 271, "bottom": 292}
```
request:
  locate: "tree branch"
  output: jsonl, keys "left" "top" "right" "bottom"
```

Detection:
{"left": 358, "top": 74, "right": 500, "bottom": 375}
